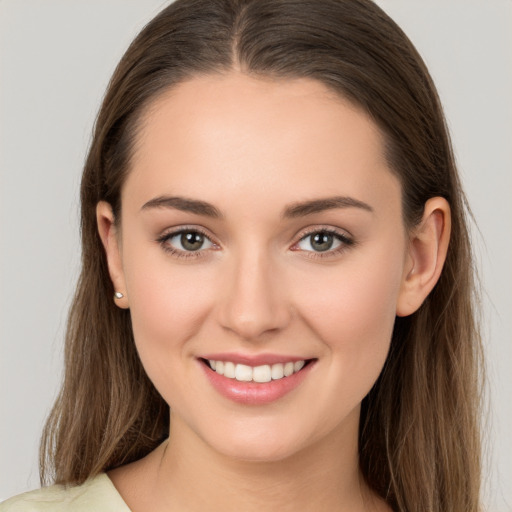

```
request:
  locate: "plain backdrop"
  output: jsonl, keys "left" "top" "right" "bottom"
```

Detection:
{"left": 1, "top": 1, "right": 511, "bottom": 510}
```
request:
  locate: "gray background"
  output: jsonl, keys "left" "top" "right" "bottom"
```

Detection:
{"left": 1, "top": 1, "right": 511, "bottom": 510}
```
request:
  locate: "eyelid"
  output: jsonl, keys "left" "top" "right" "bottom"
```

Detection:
{"left": 156, "top": 225, "right": 220, "bottom": 258}
{"left": 290, "top": 225, "right": 355, "bottom": 258}
{"left": 293, "top": 225, "right": 354, "bottom": 244}
{"left": 155, "top": 224, "right": 355, "bottom": 260}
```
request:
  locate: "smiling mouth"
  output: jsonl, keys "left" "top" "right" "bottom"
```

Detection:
{"left": 201, "top": 358, "right": 315, "bottom": 383}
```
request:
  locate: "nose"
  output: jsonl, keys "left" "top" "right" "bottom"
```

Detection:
{"left": 217, "top": 249, "right": 291, "bottom": 341}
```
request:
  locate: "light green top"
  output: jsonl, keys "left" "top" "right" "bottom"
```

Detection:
{"left": 0, "top": 473, "right": 131, "bottom": 512}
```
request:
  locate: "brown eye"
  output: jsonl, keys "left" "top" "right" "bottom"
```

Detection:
{"left": 310, "top": 232, "right": 334, "bottom": 252}
{"left": 181, "top": 232, "right": 205, "bottom": 251}
{"left": 296, "top": 230, "right": 352, "bottom": 254}
{"left": 163, "top": 230, "right": 214, "bottom": 253}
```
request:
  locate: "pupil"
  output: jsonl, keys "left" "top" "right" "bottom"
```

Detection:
{"left": 311, "top": 232, "right": 333, "bottom": 252}
{"left": 181, "top": 232, "right": 203, "bottom": 251}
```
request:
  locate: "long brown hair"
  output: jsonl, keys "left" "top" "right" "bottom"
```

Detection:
{"left": 40, "top": 1, "right": 483, "bottom": 510}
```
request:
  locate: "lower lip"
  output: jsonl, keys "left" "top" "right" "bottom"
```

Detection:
{"left": 200, "top": 360, "right": 315, "bottom": 405}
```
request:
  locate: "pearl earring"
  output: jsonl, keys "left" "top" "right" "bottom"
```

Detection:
{"left": 114, "top": 292, "right": 124, "bottom": 299}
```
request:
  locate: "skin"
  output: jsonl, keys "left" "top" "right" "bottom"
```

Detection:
{"left": 97, "top": 72, "right": 450, "bottom": 512}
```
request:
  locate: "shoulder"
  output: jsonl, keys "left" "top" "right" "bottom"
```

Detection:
{"left": 0, "top": 473, "right": 131, "bottom": 512}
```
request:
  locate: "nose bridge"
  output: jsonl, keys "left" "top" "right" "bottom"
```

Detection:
{"left": 218, "top": 242, "right": 290, "bottom": 340}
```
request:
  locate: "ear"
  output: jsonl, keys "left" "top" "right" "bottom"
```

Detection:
{"left": 396, "top": 197, "right": 451, "bottom": 317}
{"left": 96, "top": 201, "right": 129, "bottom": 309}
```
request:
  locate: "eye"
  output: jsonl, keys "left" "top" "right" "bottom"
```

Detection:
{"left": 159, "top": 229, "right": 215, "bottom": 254}
{"left": 295, "top": 229, "right": 353, "bottom": 254}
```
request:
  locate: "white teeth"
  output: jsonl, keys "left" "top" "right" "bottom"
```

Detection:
{"left": 294, "top": 360, "right": 305, "bottom": 372}
{"left": 283, "top": 362, "right": 294, "bottom": 377}
{"left": 209, "top": 359, "right": 307, "bottom": 382}
{"left": 224, "top": 361, "right": 236, "bottom": 378}
{"left": 271, "top": 363, "right": 284, "bottom": 380}
{"left": 235, "top": 364, "right": 253, "bottom": 381}
{"left": 253, "top": 365, "right": 271, "bottom": 383}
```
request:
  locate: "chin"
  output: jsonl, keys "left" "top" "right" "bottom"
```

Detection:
{"left": 215, "top": 435, "right": 305, "bottom": 463}
{"left": 195, "top": 416, "right": 324, "bottom": 464}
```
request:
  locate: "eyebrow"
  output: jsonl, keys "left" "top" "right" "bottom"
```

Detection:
{"left": 141, "top": 195, "right": 223, "bottom": 218}
{"left": 283, "top": 196, "right": 374, "bottom": 218}
{"left": 140, "top": 194, "right": 373, "bottom": 219}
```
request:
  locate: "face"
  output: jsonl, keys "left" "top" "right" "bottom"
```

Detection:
{"left": 102, "top": 73, "right": 413, "bottom": 462}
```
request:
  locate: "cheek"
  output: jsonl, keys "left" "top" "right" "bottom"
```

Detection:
{"left": 120, "top": 243, "right": 215, "bottom": 376}
{"left": 129, "top": 275, "right": 207, "bottom": 338}
{"left": 296, "top": 246, "right": 404, "bottom": 387}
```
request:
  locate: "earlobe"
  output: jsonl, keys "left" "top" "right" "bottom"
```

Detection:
{"left": 96, "top": 201, "right": 129, "bottom": 309}
{"left": 396, "top": 197, "right": 451, "bottom": 317}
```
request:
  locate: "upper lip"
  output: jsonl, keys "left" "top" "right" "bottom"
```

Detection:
{"left": 200, "top": 352, "right": 313, "bottom": 366}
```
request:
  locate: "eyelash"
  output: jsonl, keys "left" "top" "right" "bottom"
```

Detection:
{"left": 156, "top": 226, "right": 217, "bottom": 260}
{"left": 156, "top": 226, "right": 355, "bottom": 260}
{"left": 291, "top": 227, "right": 355, "bottom": 260}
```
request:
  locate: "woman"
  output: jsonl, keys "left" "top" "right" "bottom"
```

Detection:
{"left": 1, "top": 0, "right": 483, "bottom": 511}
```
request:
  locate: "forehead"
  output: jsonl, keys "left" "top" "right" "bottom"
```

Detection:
{"left": 124, "top": 72, "right": 400, "bottom": 216}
